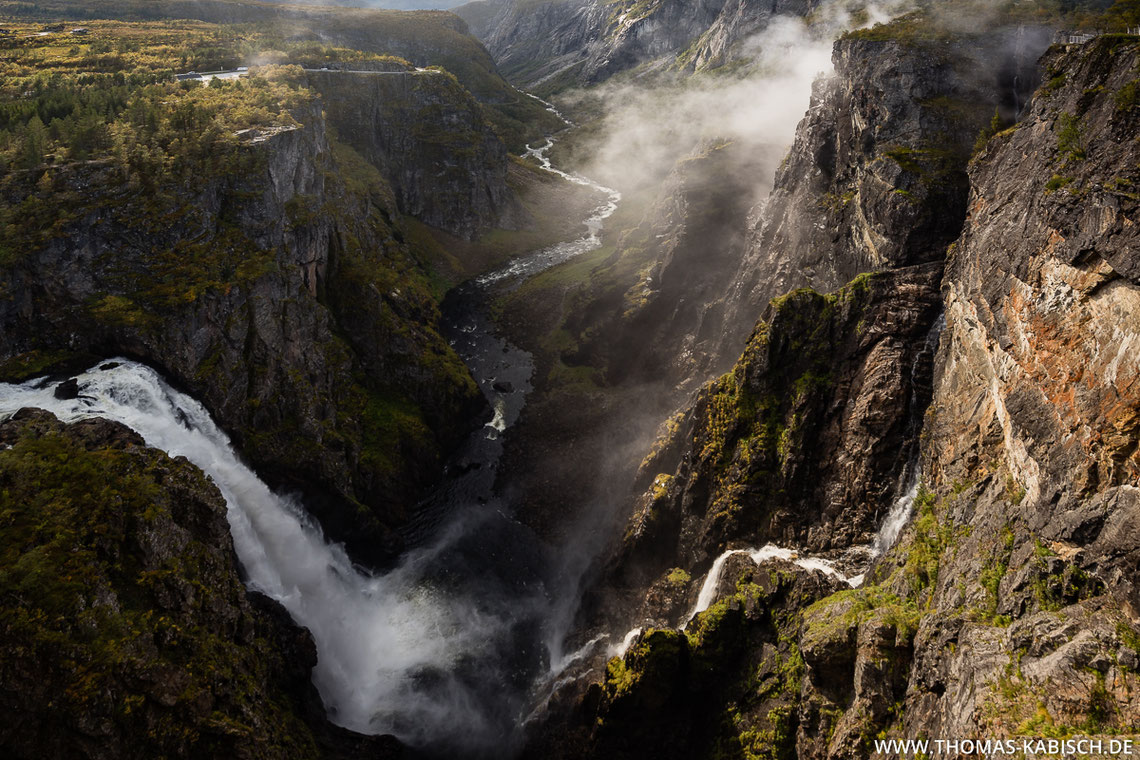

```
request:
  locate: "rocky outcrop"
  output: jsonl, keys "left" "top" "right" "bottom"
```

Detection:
{"left": 308, "top": 67, "right": 521, "bottom": 239}
{"left": 456, "top": 0, "right": 821, "bottom": 90}
{"left": 0, "top": 409, "right": 402, "bottom": 760}
{"left": 611, "top": 266, "right": 941, "bottom": 593}
{"left": 568, "top": 24, "right": 1046, "bottom": 587}
{"left": 531, "top": 26, "right": 1140, "bottom": 760}
{"left": 524, "top": 557, "right": 846, "bottom": 760}
{"left": 0, "top": 90, "right": 484, "bottom": 567}
{"left": 888, "top": 32, "right": 1140, "bottom": 738}
{"left": 715, "top": 24, "right": 1053, "bottom": 362}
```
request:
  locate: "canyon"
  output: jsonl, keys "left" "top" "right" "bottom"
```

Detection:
{"left": 0, "top": 0, "right": 1138, "bottom": 758}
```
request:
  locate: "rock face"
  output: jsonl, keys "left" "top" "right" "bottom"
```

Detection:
{"left": 0, "top": 92, "right": 485, "bottom": 567}
{"left": 0, "top": 409, "right": 401, "bottom": 760}
{"left": 547, "top": 25, "right": 1047, "bottom": 572}
{"left": 526, "top": 22, "right": 1140, "bottom": 760}
{"left": 525, "top": 24, "right": 1140, "bottom": 760}
{"left": 613, "top": 266, "right": 941, "bottom": 593}
{"left": 715, "top": 25, "right": 1053, "bottom": 364}
{"left": 309, "top": 68, "right": 521, "bottom": 239}
{"left": 900, "top": 33, "right": 1140, "bottom": 738}
{"left": 455, "top": 0, "right": 821, "bottom": 90}
{"left": 525, "top": 557, "right": 847, "bottom": 760}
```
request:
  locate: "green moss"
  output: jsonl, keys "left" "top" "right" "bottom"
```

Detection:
{"left": 1045, "top": 174, "right": 1075, "bottom": 193}
{"left": 88, "top": 293, "right": 156, "bottom": 329}
{"left": 1117, "top": 622, "right": 1140, "bottom": 653}
{"left": 976, "top": 523, "right": 1015, "bottom": 623}
{"left": 666, "top": 567, "right": 691, "bottom": 587}
{"left": 603, "top": 627, "right": 685, "bottom": 701}
{"left": 1043, "top": 72, "right": 1067, "bottom": 94}
{"left": 902, "top": 484, "right": 962, "bottom": 596}
{"left": 0, "top": 348, "right": 88, "bottom": 382}
{"left": 882, "top": 143, "right": 966, "bottom": 188}
{"left": 0, "top": 418, "right": 320, "bottom": 757}
{"left": 802, "top": 584, "right": 922, "bottom": 652}
{"left": 358, "top": 391, "right": 433, "bottom": 476}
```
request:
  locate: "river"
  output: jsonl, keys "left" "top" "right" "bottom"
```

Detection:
{"left": 0, "top": 120, "right": 621, "bottom": 759}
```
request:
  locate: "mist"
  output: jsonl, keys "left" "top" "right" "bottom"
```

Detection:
{"left": 558, "top": 0, "right": 913, "bottom": 205}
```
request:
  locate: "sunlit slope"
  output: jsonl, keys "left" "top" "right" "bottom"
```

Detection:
{"left": 0, "top": 0, "right": 560, "bottom": 148}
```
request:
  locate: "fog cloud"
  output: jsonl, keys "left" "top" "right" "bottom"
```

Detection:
{"left": 558, "top": 0, "right": 915, "bottom": 203}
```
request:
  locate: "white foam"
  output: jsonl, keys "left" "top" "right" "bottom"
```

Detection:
{"left": 0, "top": 361, "right": 524, "bottom": 748}
{"left": 683, "top": 543, "right": 859, "bottom": 626}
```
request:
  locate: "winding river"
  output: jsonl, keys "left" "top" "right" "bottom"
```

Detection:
{"left": 0, "top": 117, "right": 621, "bottom": 758}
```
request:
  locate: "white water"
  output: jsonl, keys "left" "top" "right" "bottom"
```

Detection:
{"left": 872, "top": 468, "right": 921, "bottom": 556}
{"left": 684, "top": 544, "right": 858, "bottom": 626}
{"left": 474, "top": 98, "right": 621, "bottom": 288}
{"left": 608, "top": 626, "right": 643, "bottom": 658}
{"left": 0, "top": 361, "right": 531, "bottom": 749}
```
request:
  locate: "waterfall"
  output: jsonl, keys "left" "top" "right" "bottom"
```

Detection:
{"left": 683, "top": 544, "right": 856, "bottom": 626}
{"left": 871, "top": 470, "right": 921, "bottom": 557}
{"left": 871, "top": 310, "right": 945, "bottom": 556}
{"left": 0, "top": 360, "right": 542, "bottom": 753}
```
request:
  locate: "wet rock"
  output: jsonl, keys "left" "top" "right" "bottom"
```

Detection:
{"left": 0, "top": 411, "right": 402, "bottom": 759}
{"left": 53, "top": 377, "right": 79, "bottom": 399}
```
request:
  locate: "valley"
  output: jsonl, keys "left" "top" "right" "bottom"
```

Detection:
{"left": 1, "top": 0, "right": 1139, "bottom": 758}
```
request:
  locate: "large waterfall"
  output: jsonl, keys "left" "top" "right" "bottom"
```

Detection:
{"left": 0, "top": 361, "right": 542, "bottom": 753}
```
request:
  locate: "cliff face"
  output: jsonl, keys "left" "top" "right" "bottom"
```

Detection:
{"left": 455, "top": 0, "right": 820, "bottom": 90}
{"left": 904, "top": 33, "right": 1140, "bottom": 736}
{"left": 534, "top": 26, "right": 1047, "bottom": 553}
{"left": 526, "top": 28, "right": 1140, "bottom": 760}
{"left": 716, "top": 25, "right": 1052, "bottom": 361}
{"left": 613, "top": 266, "right": 941, "bottom": 593}
{"left": 522, "top": 26, "right": 1049, "bottom": 406}
{"left": 309, "top": 68, "right": 521, "bottom": 239}
{"left": 0, "top": 409, "right": 399, "bottom": 760}
{"left": 0, "top": 91, "right": 485, "bottom": 566}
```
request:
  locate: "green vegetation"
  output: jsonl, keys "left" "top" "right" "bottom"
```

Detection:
{"left": 0, "top": 24, "right": 327, "bottom": 265}
{"left": 902, "top": 484, "right": 961, "bottom": 596}
{"left": 1115, "top": 79, "right": 1140, "bottom": 112}
{"left": 1045, "top": 173, "right": 1075, "bottom": 193}
{"left": 845, "top": 0, "right": 1135, "bottom": 45}
{"left": 0, "top": 0, "right": 562, "bottom": 150}
{"left": 0, "top": 416, "right": 320, "bottom": 757}
{"left": 976, "top": 523, "right": 1015, "bottom": 624}
{"left": 973, "top": 108, "right": 1009, "bottom": 156}
{"left": 666, "top": 567, "right": 691, "bottom": 586}
{"left": 1056, "top": 111, "right": 1087, "bottom": 163}
{"left": 883, "top": 143, "right": 968, "bottom": 189}
{"left": 802, "top": 584, "right": 923, "bottom": 650}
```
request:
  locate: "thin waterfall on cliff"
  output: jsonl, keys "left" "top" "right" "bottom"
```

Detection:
{"left": 872, "top": 310, "right": 946, "bottom": 556}
{"left": 683, "top": 544, "right": 856, "bottom": 628}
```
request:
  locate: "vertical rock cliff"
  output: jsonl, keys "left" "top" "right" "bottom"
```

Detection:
{"left": 905, "top": 32, "right": 1140, "bottom": 738}
{"left": 0, "top": 85, "right": 493, "bottom": 566}
{"left": 309, "top": 67, "right": 521, "bottom": 239}
{"left": 524, "top": 22, "right": 1140, "bottom": 760}
{"left": 0, "top": 409, "right": 400, "bottom": 760}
